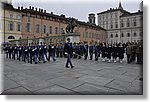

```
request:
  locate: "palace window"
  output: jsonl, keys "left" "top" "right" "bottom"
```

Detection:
{"left": 49, "top": 26, "right": 52, "bottom": 34}
{"left": 127, "top": 33, "right": 130, "bottom": 37}
{"left": 55, "top": 27, "right": 58, "bottom": 34}
{"left": 17, "top": 15, "right": 21, "bottom": 20}
{"left": 133, "top": 32, "right": 137, "bottom": 37}
{"left": 8, "top": 22, "right": 14, "bottom": 31}
{"left": 133, "top": 17, "right": 137, "bottom": 26}
{"left": 26, "top": 23, "right": 31, "bottom": 32}
{"left": 121, "top": 33, "right": 124, "bottom": 37}
{"left": 9, "top": 14, "right": 13, "bottom": 19}
{"left": 43, "top": 25, "right": 46, "bottom": 34}
{"left": 36, "top": 24, "right": 40, "bottom": 33}
{"left": 115, "top": 33, "right": 118, "bottom": 37}
{"left": 17, "top": 22, "right": 21, "bottom": 31}
{"left": 110, "top": 34, "right": 113, "bottom": 38}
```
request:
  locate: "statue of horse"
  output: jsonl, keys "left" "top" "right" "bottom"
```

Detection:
{"left": 66, "top": 18, "right": 77, "bottom": 34}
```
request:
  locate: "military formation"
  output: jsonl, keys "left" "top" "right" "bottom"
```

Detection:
{"left": 3, "top": 41, "right": 143, "bottom": 65}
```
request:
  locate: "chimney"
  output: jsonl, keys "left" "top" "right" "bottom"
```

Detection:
{"left": 35, "top": 8, "right": 37, "bottom": 11}
{"left": 18, "top": 6, "right": 20, "bottom": 10}
{"left": 32, "top": 7, "right": 34, "bottom": 10}
{"left": 44, "top": 10, "right": 46, "bottom": 13}
{"left": 29, "top": 6, "right": 31, "bottom": 9}
{"left": 41, "top": 9, "right": 43, "bottom": 12}
{"left": 21, "top": 6, "right": 23, "bottom": 10}
{"left": 51, "top": 12, "right": 53, "bottom": 14}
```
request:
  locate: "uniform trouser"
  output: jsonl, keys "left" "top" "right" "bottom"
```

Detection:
{"left": 95, "top": 52, "right": 98, "bottom": 61}
{"left": 136, "top": 53, "right": 141, "bottom": 64}
{"left": 65, "top": 54, "right": 73, "bottom": 67}
{"left": 9, "top": 52, "right": 12, "bottom": 59}
{"left": 23, "top": 53, "right": 28, "bottom": 62}
{"left": 12, "top": 53, "right": 18, "bottom": 60}
{"left": 107, "top": 53, "right": 111, "bottom": 59}
{"left": 127, "top": 54, "right": 131, "bottom": 63}
{"left": 6, "top": 52, "right": 8, "bottom": 58}
{"left": 56, "top": 51, "right": 59, "bottom": 57}
{"left": 131, "top": 52, "right": 136, "bottom": 62}
{"left": 84, "top": 52, "right": 88, "bottom": 60}
{"left": 51, "top": 51, "right": 56, "bottom": 61}
{"left": 39, "top": 52, "right": 45, "bottom": 62}
{"left": 60, "top": 51, "right": 63, "bottom": 57}
{"left": 18, "top": 52, "right": 22, "bottom": 61}
{"left": 44, "top": 52, "right": 48, "bottom": 61}
{"left": 89, "top": 52, "right": 93, "bottom": 60}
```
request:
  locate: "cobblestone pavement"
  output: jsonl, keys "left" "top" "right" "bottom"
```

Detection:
{"left": 1, "top": 55, "right": 143, "bottom": 95}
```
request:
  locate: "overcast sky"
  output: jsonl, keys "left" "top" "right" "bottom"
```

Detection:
{"left": 12, "top": 0, "right": 143, "bottom": 23}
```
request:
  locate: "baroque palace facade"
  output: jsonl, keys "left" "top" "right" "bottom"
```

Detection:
{"left": 1, "top": 2, "right": 107, "bottom": 45}
{"left": 97, "top": 2, "right": 143, "bottom": 43}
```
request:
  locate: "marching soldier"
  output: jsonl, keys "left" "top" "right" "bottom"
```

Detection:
{"left": 89, "top": 42, "right": 94, "bottom": 60}
{"left": 83, "top": 42, "right": 88, "bottom": 60}
{"left": 43, "top": 42, "right": 48, "bottom": 61}
{"left": 64, "top": 38, "right": 74, "bottom": 68}
{"left": 48, "top": 44, "right": 56, "bottom": 61}
{"left": 94, "top": 42, "right": 99, "bottom": 61}
{"left": 39, "top": 42, "right": 46, "bottom": 63}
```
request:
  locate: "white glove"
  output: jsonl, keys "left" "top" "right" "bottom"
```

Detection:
{"left": 73, "top": 52, "right": 75, "bottom": 54}
{"left": 65, "top": 52, "right": 68, "bottom": 55}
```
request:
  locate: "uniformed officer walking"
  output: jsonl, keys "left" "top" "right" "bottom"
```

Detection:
{"left": 64, "top": 38, "right": 74, "bottom": 68}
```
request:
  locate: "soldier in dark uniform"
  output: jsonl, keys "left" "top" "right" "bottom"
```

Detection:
{"left": 5, "top": 45, "right": 9, "bottom": 58}
{"left": 83, "top": 42, "right": 88, "bottom": 60}
{"left": 94, "top": 42, "right": 99, "bottom": 61}
{"left": 12, "top": 44, "right": 18, "bottom": 60}
{"left": 131, "top": 42, "right": 137, "bottom": 63}
{"left": 18, "top": 44, "right": 23, "bottom": 61}
{"left": 112, "top": 43, "right": 118, "bottom": 63}
{"left": 118, "top": 43, "right": 125, "bottom": 63}
{"left": 64, "top": 38, "right": 74, "bottom": 68}
{"left": 89, "top": 42, "right": 94, "bottom": 60}
{"left": 39, "top": 42, "right": 46, "bottom": 63}
{"left": 8, "top": 44, "right": 13, "bottom": 59}
{"left": 43, "top": 42, "right": 48, "bottom": 61}
{"left": 31, "top": 43, "right": 37, "bottom": 64}
{"left": 72, "top": 42, "right": 77, "bottom": 59}
{"left": 49, "top": 44, "right": 56, "bottom": 61}
{"left": 23, "top": 43, "right": 29, "bottom": 62}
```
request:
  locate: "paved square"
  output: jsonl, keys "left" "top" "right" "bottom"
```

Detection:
{"left": 2, "top": 55, "right": 143, "bottom": 95}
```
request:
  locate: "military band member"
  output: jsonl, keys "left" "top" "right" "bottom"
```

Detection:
{"left": 39, "top": 42, "right": 46, "bottom": 63}
{"left": 118, "top": 43, "right": 125, "bottom": 63}
{"left": 89, "top": 42, "right": 94, "bottom": 60}
{"left": 83, "top": 42, "right": 88, "bottom": 60}
{"left": 112, "top": 43, "right": 118, "bottom": 63}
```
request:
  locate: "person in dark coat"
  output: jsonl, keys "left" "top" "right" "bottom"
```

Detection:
{"left": 112, "top": 43, "right": 118, "bottom": 63}
{"left": 118, "top": 43, "right": 125, "bottom": 63}
{"left": 106, "top": 43, "right": 112, "bottom": 62}
{"left": 101, "top": 43, "right": 106, "bottom": 61}
{"left": 64, "top": 38, "right": 74, "bottom": 68}
{"left": 126, "top": 43, "right": 132, "bottom": 63}
{"left": 136, "top": 42, "right": 143, "bottom": 64}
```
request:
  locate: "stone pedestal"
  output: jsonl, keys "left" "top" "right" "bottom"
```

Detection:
{"left": 65, "top": 33, "right": 80, "bottom": 43}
